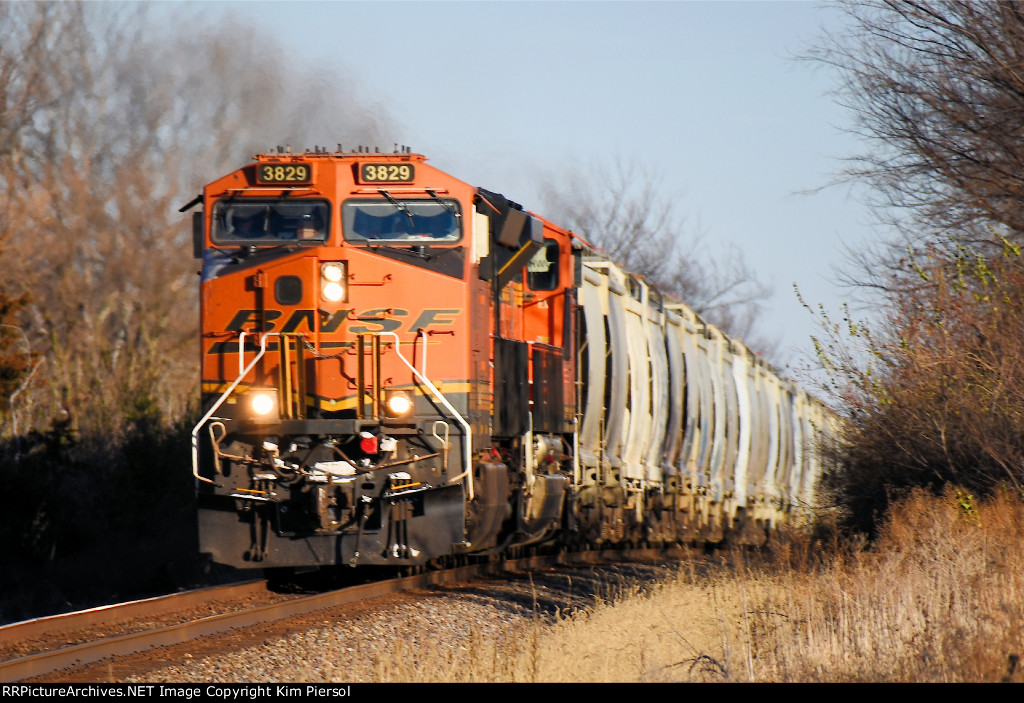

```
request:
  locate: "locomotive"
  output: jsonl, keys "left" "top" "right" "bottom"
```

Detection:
{"left": 188, "top": 147, "right": 832, "bottom": 570}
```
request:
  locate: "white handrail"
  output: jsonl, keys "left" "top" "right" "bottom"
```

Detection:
{"left": 380, "top": 331, "right": 473, "bottom": 500}
{"left": 193, "top": 330, "right": 474, "bottom": 501}
{"left": 417, "top": 327, "right": 428, "bottom": 376}
{"left": 191, "top": 332, "right": 276, "bottom": 485}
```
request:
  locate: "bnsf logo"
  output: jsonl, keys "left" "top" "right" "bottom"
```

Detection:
{"left": 221, "top": 308, "right": 460, "bottom": 335}
{"left": 205, "top": 308, "right": 461, "bottom": 354}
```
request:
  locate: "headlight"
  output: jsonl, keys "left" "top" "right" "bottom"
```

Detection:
{"left": 322, "top": 263, "right": 344, "bottom": 282}
{"left": 322, "top": 281, "right": 345, "bottom": 302}
{"left": 248, "top": 389, "right": 277, "bottom": 417}
{"left": 385, "top": 390, "right": 414, "bottom": 418}
{"left": 321, "top": 262, "right": 347, "bottom": 302}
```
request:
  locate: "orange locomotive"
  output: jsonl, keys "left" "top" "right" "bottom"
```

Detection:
{"left": 189, "top": 148, "right": 831, "bottom": 571}
{"left": 190, "top": 148, "right": 576, "bottom": 568}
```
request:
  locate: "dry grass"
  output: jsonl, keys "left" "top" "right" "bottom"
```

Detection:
{"left": 344, "top": 488, "right": 1024, "bottom": 682}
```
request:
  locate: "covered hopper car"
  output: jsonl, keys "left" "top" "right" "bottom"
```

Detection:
{"left": 188, "top": 148, "right": 832, "bottom": 570}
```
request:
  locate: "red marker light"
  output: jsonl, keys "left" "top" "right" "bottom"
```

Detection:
{"left": 359, "top": 432, "right": 379, "bottom": 455}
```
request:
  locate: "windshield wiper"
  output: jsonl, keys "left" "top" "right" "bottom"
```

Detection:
{"left": 366, "top": 242, "right": 433, "bottom": 260}
{"left": 220, "top": 243, "right": 294, "bottom": 262}
{"left": 378, "top": 189, "right": 415, "bottom": 227}
{"left": 205, "top": 246, "right": 251, "bottom": 265}
{"left": 425, "top": 189, "right": 461, "bottom": 220}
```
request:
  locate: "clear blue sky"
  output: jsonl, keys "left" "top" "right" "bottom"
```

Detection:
{"left": 192, "top": 1, "right": 878, "bottom": 370}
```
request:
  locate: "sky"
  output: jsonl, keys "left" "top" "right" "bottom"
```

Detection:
{"left": 192, "top": 0, "right": 878, "bottom": 371}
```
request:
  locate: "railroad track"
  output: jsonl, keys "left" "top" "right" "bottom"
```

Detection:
{"left": 1, "top": 547, "right": 678, "bottom": 682}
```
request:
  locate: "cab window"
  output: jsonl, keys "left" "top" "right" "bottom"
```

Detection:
{"left": 212, "top": 199, "right": 329, "bottom": 245}
{"left": 527, "top": 239, "right": 560, "bottom": 291}
{"left": 342, "top": 198, "right": 461, "bottom": 244}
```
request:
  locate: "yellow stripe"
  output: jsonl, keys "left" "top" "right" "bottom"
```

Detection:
{"left": 202, "top": 381, "right": 478, "bottom": 410}
{"left": 317, "top": 382, "right": 476, "bottom": 411}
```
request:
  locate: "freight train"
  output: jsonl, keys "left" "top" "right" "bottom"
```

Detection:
{"left": 187, "top": 147, "right": 833, "bottom": 570}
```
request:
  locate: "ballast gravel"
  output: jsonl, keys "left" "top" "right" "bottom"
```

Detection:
{"left": 123, "top": 562, "right": 679, "bottom": 683}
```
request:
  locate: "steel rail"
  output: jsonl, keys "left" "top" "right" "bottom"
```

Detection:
{"left": 0, "top": 548, "right": 678, "bottom": 682}
{"left": 0, "top": 580, "right": 267, "bottom": 647}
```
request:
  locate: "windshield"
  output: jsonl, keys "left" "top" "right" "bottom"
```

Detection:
{"left": 212, "top": 199, "right": 329, "bottom": 245}
{"left": 342, "top": 198, "right": 461, "bottom": 244}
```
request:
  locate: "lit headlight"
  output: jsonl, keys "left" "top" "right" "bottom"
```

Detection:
{"left": 248, "top": 389, "right": 277, "bottom": 417}
{"left": 322, "top": 263, "right": 344, "bottom": 282}
{"left": 322, "top": 281, "right": 345, "bottom": 302}
{"left": 321, "top": 262, "right": 347, "bottom": 303}
{"left": 385, "top": 390, "right": 414, "bottom": 418}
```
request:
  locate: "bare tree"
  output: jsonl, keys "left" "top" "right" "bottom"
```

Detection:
{"left": 0, "top": 280, "right": 35, "bottom": 434}
{"left": 0, "top": 2, "right": 396, "bottom": 436}
{"left": 813, "top": 1, "right": 1024, "bottom": 252}
{"left": 805, "top": 1, "right": 1024, "bottom": 530}
{"left": 541, "top": 158, "right": 773, "bottom": 348}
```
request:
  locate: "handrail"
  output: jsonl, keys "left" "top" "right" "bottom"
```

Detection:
{"left": 191, "top": 332, "right": 277, "bottom": 485}
{"left": 380, "top": 331, "right": 473, "bottom": 500}
{"left": 417, "top": 327, "right": 428, "bottom": 376}
{"left": 193, "top": 330, "right": 473, "bottom": 500}
{"left": 238, "top": 331, "right": 247, "bottom": 376}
